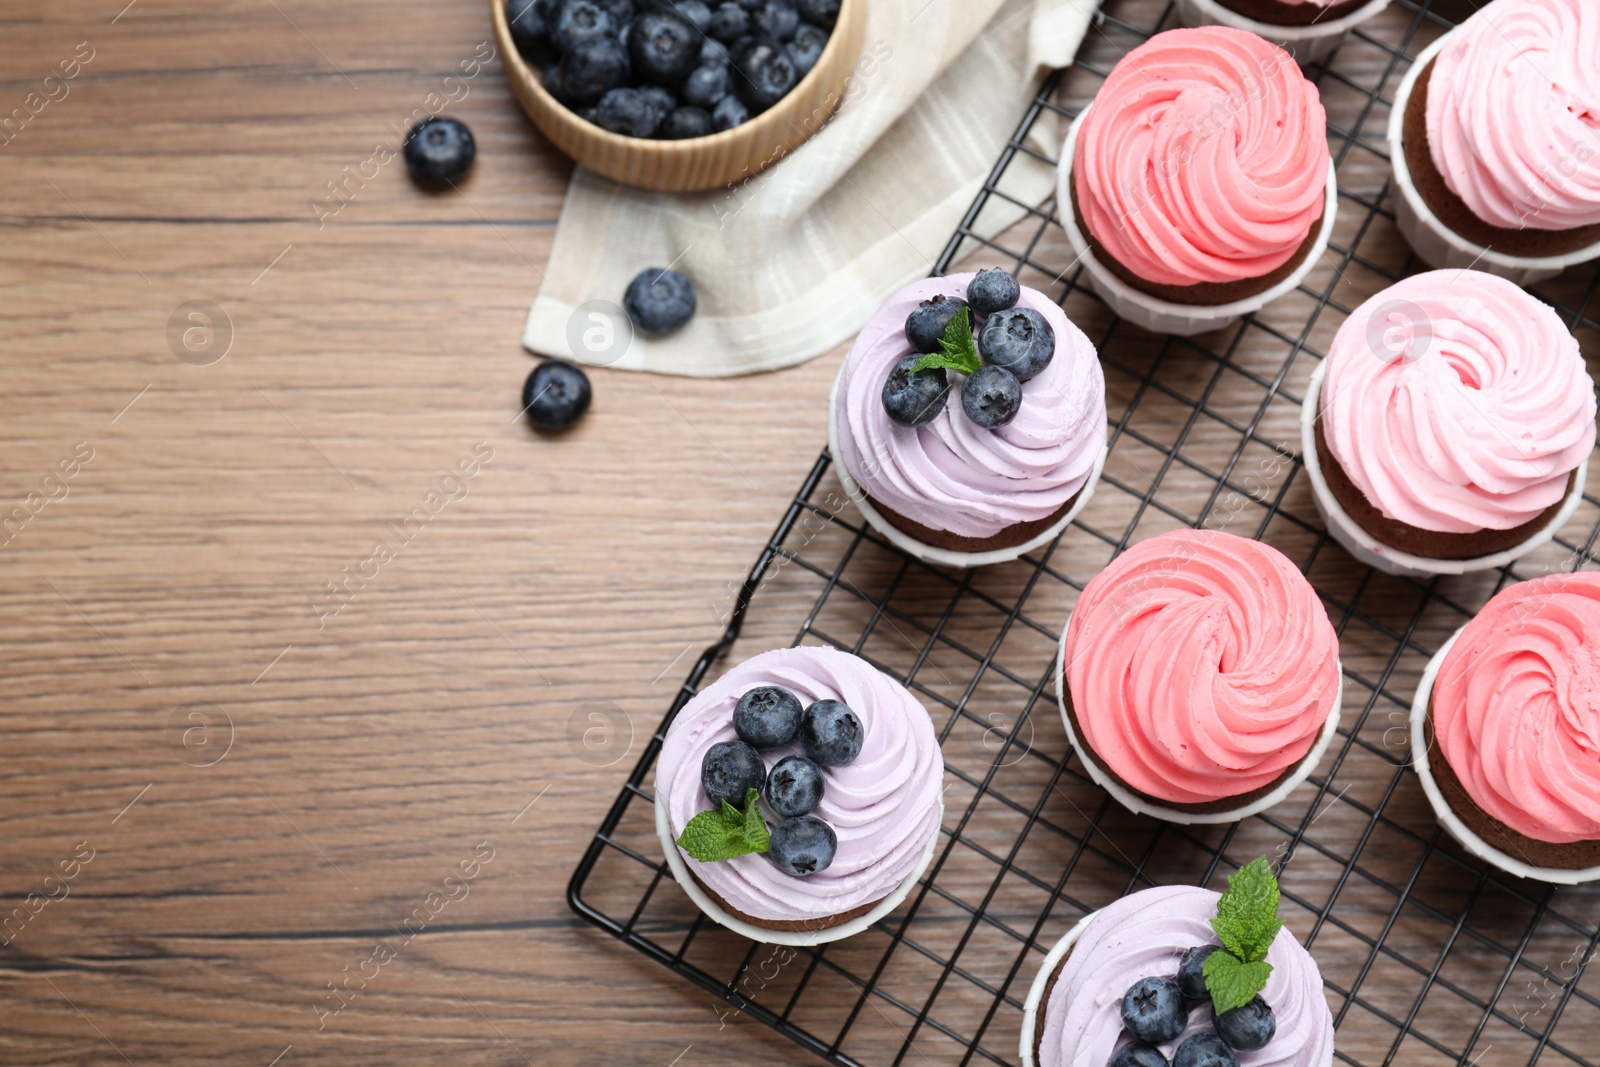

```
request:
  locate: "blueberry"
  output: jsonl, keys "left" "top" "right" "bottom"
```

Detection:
{"left": 700, "top": 36, "right": 730, "bottom": 64}
{"left": 767, "top": 815, "right": 837, "bottom": 876}
{"left": 765, "top": 755, "right": 825, "bottom": 817}
{"left": 712, "top": 93, "right": 750, "bottom": 130}
{"left": 1110, "top": 1045, "right": 1170, "bottom": 1067}
{"left": 403, "top": 117, "right": 476, "bottom": 185}
{"left": 551, "top": 37, "right": 632, "bottom": 105}
{"left": 737, "top": 0, "right": 763, "bottom": 8}
{"left": 979, "top": 307, "right": 1054, "bottom": 381}
{"left": 1176, "top": 944, "right": 1220, "bottom": 1001}
{"left": 667, "top": 0, "right": 713, "bottom": 31}
{"left": 787, "top": 23, "right": 827, "bottom": 74}
{"left": 795, "top": 0, "right": 839, "bottom": 27}
{"left": 733, "top": 685, "right": 803, "bottom": 748}
{"left": 710, "top": 1, "right": 751, "bottom": 40}
{"left": 522, "top": 360, "right": 592, "bottom": 432}
{"left": 624, "top": 268, "right": 697, "bottom": 336}
{"left": 904, "top": 294, "right": 968, "bottom": 353}
{"left": 701, "top": 739, "right": 766, "bottom": 808}
{"left": 731, "top": 36, "right": 799, "bottom": 112}
{"left": 682, "top": 62, "right": 731, "bottom": 108}
{"left": 751, "top": 0, "right": 799, "bottom": 41}
{"left": 629, "top": 11, "right": 702, "bottom": 86}
{"left": 800, "top": 700, "right": 862, "bottom": 766}
{"left": 1214, "top": 997, "right": 1276, "bottom": 1051}
{"left": 882, "top": 353, "right": 950, "bottom": 427}
{"left": 553, "top": 0, "right": 619, "bottom": 52}
{"left": 598, "top": 0, "right": 636, "bottom": 20}
{"left": 1120, "top": 976, "right": 1187, "bottom": 1046}
{"left": 507, "top": 0, "right": 559, "bottom": 67}
{"left": 967, "top": 268, "right": 1021, "bottom": 317}
{"left": 1172, "top": 1034, "right": 1239, "bottom": 1067}
{"left": 637, "top": 84, "right": 679, "bottom": 116}
{"left": 962, "top": 365, "right": 1021, "bottom": 429}
{"left": 658, "top": 106, "right": 713, "bottom": 139}
{"left": 593, "top": 87, "right": 669, "bottom": 136}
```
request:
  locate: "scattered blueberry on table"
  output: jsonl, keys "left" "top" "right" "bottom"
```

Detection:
{"left": 509, "top": 0, "right": 838, "bottom": 139}
{"left": 624, "top": 268, "right": 697, "bottom": 336}
{"left": 403, "top": 117, "right": 476, "bottom": 185}
{"left": 522, "top": 360, "right": 593, "bottom": 432}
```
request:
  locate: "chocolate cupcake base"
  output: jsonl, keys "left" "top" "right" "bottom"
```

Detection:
{"left": 1058, "top": 671, "right": 1340, "bottom": 824}
{"left": 865, "top": 486, "right": 1084, "bottom": 557}
{"left": 1409, "top": 632, "right": 1600, "bottom": 885}
{"left": 1019, "top": 915, "right": 1096, "bottom": 1067}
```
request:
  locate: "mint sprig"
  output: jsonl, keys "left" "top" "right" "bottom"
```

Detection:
{"left": 910, "top": 307, "right": 981, "bottom": 376}
{"left": 675, "top": 788, "right": 770, "bottom": 862}
{"left": 1203, "top": 857, "right": 1284, "bottom": 1014}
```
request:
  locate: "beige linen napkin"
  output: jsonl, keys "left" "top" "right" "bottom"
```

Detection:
{"left": 522, "top": 0, "right": 1100, "bottom": 377}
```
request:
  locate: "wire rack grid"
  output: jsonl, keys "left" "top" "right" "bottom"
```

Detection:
{"left": 568, "top": 2, "right": 1600, "bottom": 1065}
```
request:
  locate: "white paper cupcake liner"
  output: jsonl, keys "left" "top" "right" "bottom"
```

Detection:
{"left": 1300, "top": 361, "right": 1589, "bottom": 577}
{"left": 1054, "top": 610, "right": 1345, "bottom": 826}
{"left": 1176, "top": 0, "right": 1392, "bottom": 65}
{"left": 1410, "top": 629, "right": 1600, "bottom": 885}
{"left": 655, "top": 791, "right": 944, "bottom": 947}
{"left": 1388, "top": 32, "right": 1600, "bottom": 286}
{"left": 1057, "top": 106, "right": 1339, "bottom": 338}
{"left": 1018, "top": 911, "right": 1098, "bottom": 1067}
{"left": 827, "top": 361, "right": 1108, "bottom": 570}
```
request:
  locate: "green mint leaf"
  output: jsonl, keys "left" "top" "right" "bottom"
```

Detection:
{"left": 910, "top": 351, "right": 979, "bottom": 375}
{"left": 1203, "top": 950, "right": 1273, "bottom": 1015}
{"left": 1210, "top": 857, "right": 1283, "bottom": 963}
{"left": 676, "top": 788, "right": 770, "bottom": 862}
{"left": 910, "top": 307, "right": 981, "bottom": 376}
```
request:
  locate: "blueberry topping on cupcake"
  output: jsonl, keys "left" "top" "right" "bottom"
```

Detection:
{"left": 1109, "top": 1045, "right": 1169, "bottom": 1067}
{"left": 961, "top": 365, "right": 1022, "bottom": 429}
{"left": 967, "top": 267, "right": 1021, "bottom": 316}
{"left": 733, "top": 685, "right": 803, "bottom": 748}
{"left": 768, "top": 814, "right": 837, "bottom": 876}
{"left": 905, "top": 295, "right": 969, "bottom": 354}
{"left": 1121, "top": 977, "right": 1187, "bottom": 1045}
{"left": 765, "top": 755, "right": 824, "bottom": 817}
{"left": 801, "top": 699, "right": 862, "bottom": 766}
{"left": 979, "top": 307, "right": 1054, "bottom": 381}
{"left": 624, "top": 268, "right": 697, "bottom": 336}
{"left": 701, "top": 739, "right": 767, "bottom": 807}
{"left": 882, "top": 353, "right": 951, "bottom": 427}
{"left": 1172, "top": 1034, "right": 1237, "bottom": 1067}
{"left": 523, "top": 360, "right": 593, "bottom": 432}
{"left": 403, "top": 118, "right": 477, "bottom": 185}
{"left": 1214, "top": 997, "right": 1275, "bottom": 1051}
{"left": 1176, "top": 944, "right": 1219, "bottom": 1001}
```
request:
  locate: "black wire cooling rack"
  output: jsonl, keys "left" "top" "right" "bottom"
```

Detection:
{"left": 568, "top": 2, "right": 1600, "bottom": 1064}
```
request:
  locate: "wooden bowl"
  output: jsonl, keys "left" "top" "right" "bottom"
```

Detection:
{"left": 491, "top": 0, "right": 867, "bottom": 192}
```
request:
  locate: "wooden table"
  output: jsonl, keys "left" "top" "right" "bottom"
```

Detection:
{"left": 1, "top": 2, "right": 835, "bottom": 1061}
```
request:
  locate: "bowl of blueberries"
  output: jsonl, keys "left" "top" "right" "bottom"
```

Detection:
{"left": 492, "top": 0, "right": 864, "bottom": 191}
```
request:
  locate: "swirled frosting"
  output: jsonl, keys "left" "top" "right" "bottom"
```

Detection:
{"left": 1426, "top": 0, "right": 1600, "bottom": 232}
{"left": 1320, "top": 270, "right": 1595, "bottom": 534}
{"left": 1433, "top": 573, "right": 1600, "bottom": 844}
{"left": 1061, "top": 530, "right": 1340, "bottom": 806}
{"left": 1038, "top": 886, "right": 1335, "bottom": 1067}
{"left": 657, "top": 646, "right": 943, "bottom": 924}
{"left": 835, "top": 274, "right": 1106, "bottom": 541}
{"left": 1072, "top": 27, "right": 1329, "bottom": 288}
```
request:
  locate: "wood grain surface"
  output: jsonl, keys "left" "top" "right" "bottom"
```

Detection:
{"left": 0, "top": 1, "right": 843, "bottom": 1063}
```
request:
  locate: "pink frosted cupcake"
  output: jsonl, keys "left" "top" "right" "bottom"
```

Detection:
{"left": 1412, "top": 573, "right": 1600, "bottom": 882}
{"left": 1059, "top": 26, "right": 1336, "bottom": 334}
{"left": 1303, "top": 270, "right": 1595, "bottom": 575}
{"left": 1057, "top": 529, "right": 1343, "bottom": 824}
{"left": 1391, "top": 0, "right": 1600, "bottom": 281}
